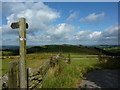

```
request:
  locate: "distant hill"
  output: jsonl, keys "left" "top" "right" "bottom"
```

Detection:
{"left": 2, "top": 44, "right": 120, "bottom": 56}
{"left": 26, "top": 45, "right": 100, "bottom": 55}
{"left": 91, "top": 45, "right": 120, "bottom": 49}
{"left": 91, "top": 45, "right": 120, "bottom": 56}
{"left": 1, "top": 46, "right": 19, "bottom": 51}
{"left": 1, "top": 45, "right": 34, "bottom": 51}
{"left": 2, "top": 44, "right": 100, "bottom": 56}
{"left": 103, "top": 47, "right": 120, "bottom": 55}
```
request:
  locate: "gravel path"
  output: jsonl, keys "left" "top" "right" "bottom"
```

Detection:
{"left": 79, "top": 69, "right": 120, "bottom": 88}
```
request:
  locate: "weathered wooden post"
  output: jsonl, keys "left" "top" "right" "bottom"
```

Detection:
{"left": 11, "top": 18, "right": 28, "bottom": 88}
{"left": 19, "top": 18, "right": 27, "bottom": 88}
{"left": 8, "top": 61, "right": 18, "bottom": 88}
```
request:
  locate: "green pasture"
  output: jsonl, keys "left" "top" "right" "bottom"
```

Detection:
{"left": 43, "top": 54, "right": 120, "bottom": 88}
{"left": 1, "top": 52, "right": 120, "bottom": 88}
{"left": 1, "top": 53, "right": 56, "bottom": 76}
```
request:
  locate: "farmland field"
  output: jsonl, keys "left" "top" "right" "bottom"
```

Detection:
{"left": 1, "top": 45, "right": 120, "bottom": 88}
{"left": 1, "top": 53, "right": 57, "bottom": 76}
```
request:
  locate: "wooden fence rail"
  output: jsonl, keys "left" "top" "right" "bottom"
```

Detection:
{"left": 7, "top": 53, "right": 71, "bottom": 89}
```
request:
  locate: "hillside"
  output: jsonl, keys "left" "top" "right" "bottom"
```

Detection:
{"left": 103, "top": 47, "right": 120, "bottom": 55}
{"left": 27, "top": 45, "right": 100, "bottom": 54}
{"left": 91, "top": 45, "right": 120, "bottom": 56}
{"left": 2, "top": 45, "right": 101, "bottom": 56}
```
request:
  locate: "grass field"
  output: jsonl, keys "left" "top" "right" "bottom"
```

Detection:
{"left": 1, "top": 52, "right": 120, "bottom": 88}
{"left": 42, "top": 54, "right": 99, "bottom": 88}
{"left": 43, "top": 54, "right": 120, "bottom": 88}
{"left": 1, "top": 53, "right": 57, "bottom": 76}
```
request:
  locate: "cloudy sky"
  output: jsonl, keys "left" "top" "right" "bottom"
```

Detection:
{"left": 1, "top": 2, "right": 119, "bottom": 46}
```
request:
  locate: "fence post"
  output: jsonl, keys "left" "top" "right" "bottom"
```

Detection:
{"left": 8, "top": 61, "right": 18, "bottom": 88}
{"left": 19, "top": 18, "right": 27, "bottom": 88}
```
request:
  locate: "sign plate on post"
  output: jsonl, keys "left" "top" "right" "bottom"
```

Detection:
{"left": 11, "top": 22, "right": 19, "bottom": 29}
{"left": 11, "top": 22, "right": 28, "bottom": 29}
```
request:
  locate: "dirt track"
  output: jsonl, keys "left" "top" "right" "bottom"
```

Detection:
{"left": 79, "top": 69, "right": 120, "bottom": 88}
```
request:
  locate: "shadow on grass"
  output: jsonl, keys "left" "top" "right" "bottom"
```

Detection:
{"left": 94, "top": 60, "right": 120, "bottom": 70}
{"left": 82, "top": 69, "right": 120, "bottom": 88}
{"left": 80, "top": 60, "right": 120, "bottom": 88}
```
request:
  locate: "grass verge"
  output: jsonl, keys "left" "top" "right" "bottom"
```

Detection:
{"left": 43, "top": 54, "right": 120, "bottom": 88}
{"left": 43, "top": 55, "right": 99, "bottom": 88}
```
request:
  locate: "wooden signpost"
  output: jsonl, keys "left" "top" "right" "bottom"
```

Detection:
{"left": 11, "top": 22, "right": 28, "bottom": 29}
{"left": 11, "top": 18, "right": 28, "bottom": 88}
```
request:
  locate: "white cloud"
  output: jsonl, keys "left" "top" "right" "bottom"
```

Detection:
{"left": 26, "top": 23, "right": 77, "bottom": 45}
{"left": 101, "top": 25, "right": 118, "bottom": 37}
{"left": 67, "top": 11, "right": 77, "bottom": 22}
{"left": 89, "top": 31, "right": 101, "bottom": 38}
{"left": 26, "top": 24, "right": 119, "bottom": 45}
{"left": 75, "top": 24, "right": 119, "bottom": 45}
{"left": 53, "top": 23, "right": 74, "bottom": 35}
{"left": 2, "top": 0, "right": 34, "bottom": 2}
{"left": 79, "top": 12, "right": 105, "bottom": 24}
{"left": 2, "top": 2, "right": 61, "bottom": 45}
{"left": 2, "top": 23, "right": 119, "bottom": 45}
{"left": 50, "top": 23, "right": 76, "bottom": 42}
{"left": 99, "top": 24, "right": 119, "bottom": 45}
{"left": 2, "top": 2, "right": 60, "bottom": 35}
{"left": 1, "top": 2, "right": 119, "bottom": 45}
{"left": 75, "top": 30, "right": 92, "bottom": 40}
